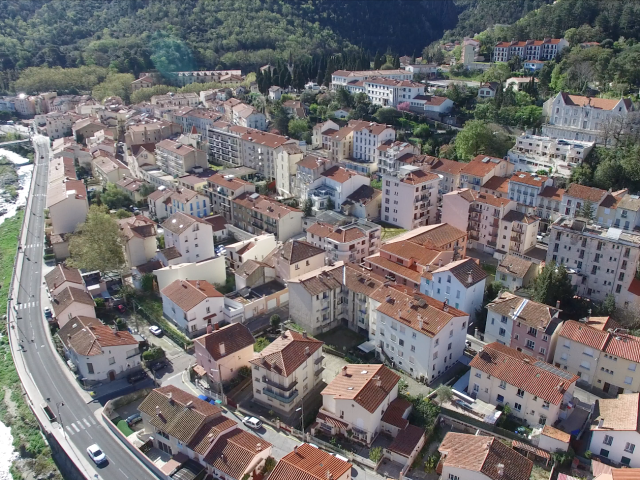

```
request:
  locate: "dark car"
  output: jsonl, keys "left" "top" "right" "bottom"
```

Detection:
{"left": 125, "top": 413, "right": 142, "bottom": 427}
{"left": 149, "top": 360, "right": 168, "bottom": 372}
{"left": 127, "top": 370, "right": 147, "bottom": 384}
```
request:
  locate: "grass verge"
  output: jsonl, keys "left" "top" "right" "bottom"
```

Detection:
{"left": 0, "top": 212, "right": 62, "bottom": 479}
{"left": 114, "top": 418, "right": 134, "bottom": 437}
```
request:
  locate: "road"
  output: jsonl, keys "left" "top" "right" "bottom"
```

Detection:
{"left": 12, "top": 135, "right": 157, "bottom": 480}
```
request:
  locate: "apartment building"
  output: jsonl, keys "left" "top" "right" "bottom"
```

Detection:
{"left": 307, "top": 166, "right": 370, "bottom": 213}
{"left": 311, "top": 120, "right": 346, "bottom": 153}
{"left": 469, "top": 342, "right": 578, "bottom": 427}
{"left": 553, "top": 318, "right": 640, "bottom": 395}
{"left": 124, "top": 119, "right": 182, "bottom": 147}
{"left": 500, "top": 210, "right": 539, "bottom": 255}
{"left": 381, "top": 165, "right": 439, "bottom": 230}
{"left": 492, "top": 38, "right": 568, "bottom": 62}
{"left": 232, "top": 193, "right": 303, "bottom": 241}
{"left": 155, "top": 139, "right": 208, "bottom": 177}
{"left": 359, "top": 77, "right": 425, "bottom": 108}
{"left": 306, "top": 219, "right": 381, "bottom": 264}
{"left": 206, "top": 121, "right": 245, "bottom": 167}
{"left": 330, "top": 69, "right": 412, "bottom": 89}
{"left": 508, "top": 134, "right": 595, "bottom": 177}
{"left": 169, "top": 187, "right": 211, "bottom": 219}
{"left": 350, "top": 120, "right": 396, "bottom": 164}
{"left": 484, "top": 292, "right": 561, "bottom": 363}
{"left": 162, "top": 211, "right": 215, "bottom": 263}
{"left": 376, "top": 141, "right": 420, "bottom": 175}
{"left": 115, "top": 176, "right": 151, "bottom": 203}
{"left": 275, "top": 143, "right": 304, "bottom": 197}
{"left": 46, "top": 178, "right": 89, "bottom": 236}
{"left": 439, "top": 433, "right": 533, "bottom": 480}
{"left": 460, "top": 155, "right": 514, "bottom": 192}
{"left": 590, "top": 394, "right": 640, "bottom": 467}
{"left": 432, "top": 158, "right": 465, "bottom": 199}
{"left": 341, "top": 185, "right": 382, "bottom": 220}
{"left": 43, "top": 112, "right": 75, "bottom": 140}
{"left": 161, "top": 279, "right": 224, "bottom": 337}
{"left": 249, "top": 330, "right": 324, "bottom": 415}
{"left": 537, "top": 186, "right": 565, "bottom": 231}
{"left": 293, "top": 155, "right": 337, "bottom": 200}
{"left": 227, "top": 102, "right": 266, "bottom": 130}
{"left": 117, "top": 215, "right": 158, "bottom": 269}
{"left": 243, "top": 130, "right": 298, "bottom": 180}
{"left": 168, "top": 108, "right": 222, "bottom": 135}
{"left": 318, "top": 364, "right": 400, "bottom": 445}
{"left": 547, "top": 216, "right": 640, "bottom": 305}
{"left": 270, "top": 240, "right": 326, "bottom": 282}
{"left": 204, "top": 173, "right": 255, "bottom": 221}
{"left": 508, "top": 172, "right": 554, "bottom": 215}
{"left": 496, "top": 254, "right": 538, "bottom": 292}
{"left": 150, "top": 92, "right": 199, "bottom": 107}
{"left": 369, "top": 285, "right": 469, "bottom": 382}
{"left": 542, "top": 93, "right": 634, "bottom": 144}
{"left": 92, "top": 155, "right": 130, "bottom": 184}
{"left": 51, "top": 286, "right": 97, "bottom": 328}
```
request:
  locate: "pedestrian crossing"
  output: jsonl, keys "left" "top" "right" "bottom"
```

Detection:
{"left": 23, "top": 243, "right": 42, "bottom": 248}
{"left": 64, "top": 416, "right": 97, "bottom": 435}
{"left": 16, "top": 301, "right": 39, "bottom": 310}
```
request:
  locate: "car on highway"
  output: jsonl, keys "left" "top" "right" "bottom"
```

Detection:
{"left": 43, "top": 307, "right": 52, "bottom": 319}
{"left": 127, "top": 370, "right": 148, "bottom": 384}
{"left": 125, "top": 413, "right": 142, "bottom": 427}
{"left": 242, "top": 416, "right": 262, "bottom": 430}
{"left": 87, "top": 444, "right": 107, "bottom": 465}
{"left": 149, "top": 325, "right": 163, "bottom": 336}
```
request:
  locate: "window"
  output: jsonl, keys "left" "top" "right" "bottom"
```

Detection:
{"left": 499, "top": 328, "right": 506, "bottom": 337}
{"left": 473, "top": 384, "right": 479, "bottom": 392}
{"left": 580, "top": 361, "right": 590, "bottom": 370}
{"left": 526, "top": 339, "right": 535, "bottom": 350}
{"left": 561, "top": 353, "right": 568, "bottom": 360}
{"left": 448, "top": 475, "right": 460, "bottom": 480}
{"left": 584, "top": 347, "right": 594, "bottom": 357}
{"left": 625, "top": 443, "right": 636, "bottom": 454}
{"left": 499, "top": 380, "right": 507, "bottom": 389}
{"left": 433, "top": 352, "right": 438, "bottom": 360}
{"left": 603, "top": 435, "right": 613, "bottom": 446}
{"left": 630, "top": 363, "right": 637, "bottom": 372}
{"left": 87, "top": 363, "right": 94, "bottom": 374}
{"left": 475, "top": 372, "right": 482, "bottom": 378}
{"left": 625, "top": 376, "right": 633, "bottom": 385}
{"left": 497, "top": 394, "right": 504, "bottom": 403}
{"left": 514, "top": 402, "right": 522, "bottom": 411}
{"left": 108, "top": 357, "right": 115, "bottom": 365}
{"left": 516, "top": 388, "right": 525, "bottom": 398}
{"left": 501, "top": 315, "right": 508, "bottom": 324}
{"left": 542, "top": 401, "right": 550, "bottom": 410}
{"left": 600, "top": 449, "right": 609, "bottom": 458}
{"left": 622, "top": 457, "right": 631, "bottom": 466}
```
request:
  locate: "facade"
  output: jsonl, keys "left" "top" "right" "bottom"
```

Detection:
{"left": 478, "top": 82, "right": 499, "bottom": 99}
{"left": 231, "top": 193, "right": 303, "bottom": 242}
{"left": 162, "top": 211, "right": 215, "bottom": 263}
{"left": 350, "top": 120, "right": 396, "bottom": 165}
{"left": 92, "top": 155, "right": 130, "bottom": 184}
{"left": 44, "top": 112, "right": 75, "bottom": 140}
{"left": 500, "top": 210, "right": 539, "bottom": 255}
{"left": 590, "top": 394, "right": 640, "bottom": 467}
{"left": 508, "top": 134, "right": 595, "bottom": 177}
{"left": 381, "top": 165, "right": 439, "bottom": 230}
{"left": 483, "top": 292, "right": 561, "bottom": 363}
{"left": 306, "top": 219, "right": 381, "bottom": 264}
{"left": 45, "top": 264, "right": 86, "bottom": 297}
{"left": 492, "top": 38, "right": 568, "bottom": 62}
{"left": 270, "top": 240, "right": 326, "bottom": 282}
{"left": 117, "top": 215, "right": 158, "bottom": 269}
{"left": 460, "top": 155, "right": 514, "bottom": 192}
{"left": 249, "top": 330, "right": 324, "bottom": 415}
{"left": 307, "top": 166, "right": 370, "bottom": 213}
{"left": 58, "top": 316, "right": 140, "bottom": 382}
{"left": 341, "top": 185, "right": 382, "bottom": 220}
{"left": 547, "top": 216, "right": 640, "bottom": 306}
{"left": 155, "top": 139, "right": 208, "bottom": 177}
{"left": 167, "top": 187, "right": 211, "bottom": 219}
{"left": 507, "top": 172, "right": 554, "bottom": 215}
{"left": 51, "top": 286, "right": 96, "bottom": 328}
{"left": 206, "top": 122, "right": 247, "bottom": 168}
{"left": 240, "top": 130, "right": 295, "bottom": 180}
{"left": 330, "top": 69, "right": 412, "bottom": 89}
{"left": 293, "top": 155, "right": 338, "bottom": 200}
{"left": 124, "top": 119, "right": 182, "bottom": 147}
{"left": 469, "top": 342, "right": 578, "bottom": 427}
{"left": 496, "top": 254, "right": 538, "bottom": 291}
{"left": 161, "top": 279, "right": 224, "bottom": 337}
{"left": 46, "top": 178, "right": 89, "bottom": 236}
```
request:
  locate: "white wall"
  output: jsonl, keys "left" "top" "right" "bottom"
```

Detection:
{"left": 154, "top": 257, "right": 226, "bottom": 292}
{"left": 161, "top": 291, "right": 225, "bottom": 336}
{"left": 68, "top": 343, "right": 140, "bottom": 382}
{"left": 590, "top": 430, "right": 640, "bottom": 467}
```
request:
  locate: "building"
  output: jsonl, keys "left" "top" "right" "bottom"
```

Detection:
{"left": 330, "top": 69, "right": 413, "bottom": 89}
{"left": 58, "top": 316, "right": 141, "bottom": 382}
{"left": 307, "top": 166, "right": 370, "bottom": 213}
{"left": 492, "top": 38, "right": 568, "bottom": 62}
{"left": 166, "top": 187, "right": 211, "bottom": 219}
{"left": 268, "top": 86, "right": 283, "bottom": 101}
{"left": 130, "top": 75, "right": 154, "bottom": 92}
{"left": 118, "top": 215, "right": 158, "bottom": 269}
{"left": 228, "top": 102, "right": 266, "bottom": 130}
{"left": 206, "top": 122, "right": 248, "bottom": 167}
{"left": 311, "top": 121, "right": 353, "bottom": 162}
{"left": 276, "top": 143, "right": 304, "bottom": 196}
{"left": 590, "top": 393, "right": 640, "bottom": 467}
{"left": 561, "top": 183, "right": 609, "bottom": 219}
{"left": 124, "top": 119, "right": 182, "bottom": 147}
{"left": 137, "top": 385, "right": 271, "bottom": 480}
{"left": 483, "top": 292, "right": 561, "bottom": 363}
{"left": 496, "top": 254, "right": 538, "bottom": 291}
{"left": 547, "top": 216, "right": 640, "bottom": 306}
{"left": 500, "top": 210, "right": 539, "bottom": 255}
{"left": 369, "top": 285, "right": 469, "bottom": 382}
{"left": 357, "top": 77, "right": 425, "bottom": 108}
{"left": 155, "top": 139, "right": 208, "bottom": 177}
{"left": 306, "top": 219, "right": 381, "bottom": 264}
{"left": 432, "top": 158, "right": 465, "bottom": 199}
{"left": 293, "top": 155, "right": 338, "bottom": 200}
{"left": 469, "top": 342, "right": 578, "bottom": 427}
{"left": 537, "top": 186, "right": 566, "bottom": 230}
{"left": 44, "top": 112, "right": 75, "bottom": 140}
{"left": 92, "top": 155, "right": 130, "bottom": 184}
{"left": 162, "top": 211, "right": 215, "bottom": 262}
{"left": 150, "top": 92, "right": 200, "bottom": 107}
{"left": 350, "top": 120, "right": 396, "bottom": 165}
{"left": 51, "top": 286, "right": 97, "bottom": 328}
{"left": 525, "top": 59, "right": 546, "bottom": 72}
{"left": 553, "top": 318, "right": 640, "bottom": 395}
{"left": 478, "top": 82, "right": 499, "bottom": 99}
{"left": 46, "top": 178, "right": 89, "bottom": 236}
{"left": 419, "top": 95, "right": 454, "bottom": 117}
{"left": 460, "top": 155, "right": 514, "bottom": 192}
{"left": 204, "top": 173, "right": 256, "bottom": 221}
{"left": 45, "top": 264, "right": 86, "bottom": 297}
{"left": 268, "top": 443, "right": 352, "bottom": 480}
{"left": 194, "top": 323, "right": 255, "bottom": 389}
{"left": 438, "top": 433, "right": 533, "bottom": 480}
{"left": 317, "top": 364, "right": 400, "bottom": 445}
{"left": 507, "top": 172, "right": 554, "bottom": 215}
{"left": 270, "top": 239, "right": 326, "bottom": 282}
{"left": 231, "top": 193, "right": 303, "bottom": 241}
{"left": 542, "top": 93, "right": 634, "bottom": 144}
{"left": 505, "top": 77, "right": 539, "bottom": 92}
{"left": 249, "top": 330, "right": 324, "bottom": 415}
{"left": 161, "top": 279, "right": 224, "bottom": 337}
{"left": 225, "top": 234, "right": 277, "bottom": 271}
{"left": 240, "top": 129, "right": 296, "bottom": 180}
{"left": 341, "top": 185, "right": 382, "bottom": 220}
{"left": 422, "top": 257, "right": 487, "bottom": 321}
{"left": 381, "top": 165, "right": 439, "bottom": 229}
{"left": 114, "top": 177, "right": 152, "bottom": 203}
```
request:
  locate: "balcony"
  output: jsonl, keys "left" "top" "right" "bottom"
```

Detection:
{"left": 487, "top": 240, "right": 497, "bottom": 247}
{"left": 511, "top": 235, "right": 522, "bottom": 242}
{"left": 263, "top": 387, "right": 299, "bottom": 403}
{"left": 262, "top": 376, "right": 298, "bottom": 392}
{"left": 314, "top": 355, "right": 325, "bottom": 365}
{"left": 314, "top": 367, "right": 325, "bottom": 377}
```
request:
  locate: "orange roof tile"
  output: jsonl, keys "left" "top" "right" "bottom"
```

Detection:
{"left": 322, "top": 364, "right": 399, "bottom": 413}
{"left": 249, "top": 330, "right": 323, "bottom": 377}
{"left": 269, "top": 443, "right": 351, "bottom": 480}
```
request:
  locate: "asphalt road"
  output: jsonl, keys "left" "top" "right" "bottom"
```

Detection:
{"left": 13, "top": 136, "right": 157, "bottom": 480}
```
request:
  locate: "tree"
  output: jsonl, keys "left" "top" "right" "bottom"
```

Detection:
{"left": 476, "top": 281, "right": 506, "bottom": 333}
{"left": 92, "top": 72, "right": 135, "bottom": 103}
{"left": 533, "top": 262, "right": 575, "bottom": 310}
{"left": 68, "top": 205, "right": 126, "bottom": 273}
{"left": 254, "top": 337, "right": 271, "bottom": 352}
{"left": 288, "top": 118, "right": 309, "bottom": 140}
{"left": 369, "top": 447, "right": 383, "bottom": 463}
{"left": 577, "top": 200, "right": 594, "bottom": 220}
{"left": 433, "top": 49, "right": 445, "bottom": 65}
{"left": 326, "top": 197, "right": 335, "bottom": 210}
{"left": 138, "top": 183, "right": 156, "bottom": 198}
{"left": 435, "top": 385, "right": 454, "bottom": 404}
{"left": 270, "top": 314, "right": 281, "bottom": 330}
{"left": 374, "top": 107, "right": 402, "bottom": 125}
{"left": 302, "top": 199, "right": 313, "bottom": 217}
{"left": 600, "top": 294, "right": 616, "bottom": 316}
{"left": 114, "top": 209, "right": 133, "bottom": 219}
{"left": 102, "top": 183, "right": 133, "bottom": 210}
{"left": 454, "top": 120, "right": 495, "bottom": 161}
{"left": 141, "top": 273, "right": 155, "bottom": 292}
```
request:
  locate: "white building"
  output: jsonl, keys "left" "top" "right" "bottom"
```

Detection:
{"left": 496, "top": 254, "right": 538, "bottom": 292}
{"left": 231, "top": 193, "right": 303, "bottom": 242}
{"left": 58, "top": 316, "right": 141, "bottom": 382}
{"left": 117, "top": 215, "right": 158, "bottom": 269}
{"left": 162, "top": 211, "right": 215, "bottom": 263}
{"left": 307, "top": 166, "right": 370, "bottom": 213}
{"left": 330, "top": 69, "right": 412, "bottom": 89}
{"left": 492, "top": 38, "right": 568, "bottom": 62}
{"left": 306, "top": 219, "right": 381, "bottom": 264}
{"left": 46, "top": 178, "right": 89, "bottom": 236}
{"left": 350, "top": 120, "right": 396, "bottom": 164}
{"left": 469, "top": 342, "right": 578, "bottom": 427}
{"left": 381, "top": 165, "right": 439, "bottom": 230}
{"left": 204, "top": 173, "right": 256, "bottom": 222}
{"left": 45, "top": 264, "right": 86, "bottom": 297}
{"left": 155, "top": 138, "right": 208, "bottom": 178}
{"left": 51, "top": 286, "right": 96, "bottom": 328}
{"left": 590, "top": 394, "right": 640, "bottom": 467}
{"left": 161, "top": 279, "right": 224, "bottom": 337}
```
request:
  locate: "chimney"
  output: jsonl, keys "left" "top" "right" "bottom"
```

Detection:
{"left": 438, "top": 258, "right": 443, "bottom": 267}
{"left": 155, "top": 406, "right": 161, "bottom": 415}
{"left": 196, "top": 280, "right": 201, "bottom": 289}
{"left": 219, "top": 342, "right": 226, "bottom": 356}
{"left": 467, "top": 271, "right": 473, "bottom": 284}
{"left": 443, "top": 299, "right": 449, "bottom": 313}
{"left": 206, "top": 324, "right": 213, "bottom": 334}
{"left": 256, "top": 443, "right": 262, "bottom": 451}
{"left": 303, "top": 331, "right": 308, "bottom": 339}
{"left": 341, "top": 365, "right": 348, "bottom": 376}
{"left": 214, "top": 322, "right": 220, "bottom": 331}
{"left": 386, "top": 295, "right": 392, "bottom": 303}
{"left": 497, "top": 464, "right": 504, "bottom": 477}
{"left": 168, "top": 392, "right": 173, "bottom": 403}
{"left": 305, "top": 346, "right": 310, "bottom": 356}
{"left": 598, "top": 418, "right": 604, "bottom": 428}
{"left": 294, "top": 445, "right": 298, "bottom": 454}
{"left": 327, "top": 472, "right": 333, "bottom": 480}
{"left": 281, "top": 330, "right": 287, "bottom": 339}
{"left": 374, "top": 375, "right": 382, "bottom": 387}
{"left": 418, "top": 314, "right": 423, "bottom": 330}
{"left": 556, "top": 300, "right": 561, "bottom": 309}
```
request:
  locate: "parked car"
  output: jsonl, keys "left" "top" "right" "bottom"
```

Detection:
{"left": 242, "top": 416, "right": 262, "bottom": 430}
{"left": 149, "top": 360, "right": 168, "bottom": 372}
{"left": 127, "top": 370, "right": 147, "bottom": 384}
{"left": 149, "top": 325, "right": 162, "bottom": 336}
{"left": 125, "top": 413, "right": 142, "bottom": 427}
{"left": 454, "top": 399, "right": 474, "bottom": 411}
{"left": 43, "top": 307, "right": 52, "bottom": 319}
{"left": 87, "top": 444, "right": 107, "bottom": 465}
{"left": 116, "top": 304, "right": 126, "bottom": 313}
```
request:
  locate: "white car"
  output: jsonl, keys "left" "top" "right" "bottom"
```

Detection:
{"left": 242, "top": 416, "right": 262, "bottom": 430}
{"left": 149, "top": 325, "right": 163, "bottom": 336}
{"left": 87, "top": 444, "right": 107, "bottom": 465}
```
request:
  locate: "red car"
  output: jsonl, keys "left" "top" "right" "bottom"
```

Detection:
{"left": 117, "top": 304, "right": 126, "bottom": 313}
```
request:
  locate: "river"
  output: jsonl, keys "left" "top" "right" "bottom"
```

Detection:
{"left": 0, "top": 146, "right": 31, "bottom": 478}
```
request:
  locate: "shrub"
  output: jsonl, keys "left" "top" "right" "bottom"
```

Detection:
{"left": 263, "top": 457, "right": 276, "bottom": 474}
{"left": 254, "top": 337, "right": 271, "bottom": 352}
{"left": 94, "top": 298, "right": 105, "bottom": 309}
{"left": 270, "top": 314, "right": 281, "bottom": 330}
{"left": 369, "top": 447, "right": 383, "bottom": 463}
{"left": 142, "top": 346, "right": 165, "bottom": 363}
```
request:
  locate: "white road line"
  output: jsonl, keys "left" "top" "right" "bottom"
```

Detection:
{"left": 72, "top": 423, "right": 80, "bottom": 432}
{"left": 65, "top": 426, "right": 74, "bottom": 435}
{"left": 90, "top": 418, "right": 96, "bottom": 425}
{"left": 119, "top": 468, "right": 129, "bottom": 479}
{"left": 83, "top": 418, "right": 91, "bottom": 428}
{"left": 77, "top": 420, "right": 85, "bottom": 429}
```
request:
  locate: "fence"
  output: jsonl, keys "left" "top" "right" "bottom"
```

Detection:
{"left": 439, "top": 407, "right": 535, "bottom": 445}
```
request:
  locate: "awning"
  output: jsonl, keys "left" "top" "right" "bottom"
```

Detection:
{"left": 358, "top": 341, "right": 376, "bottom": 353}
{"left": 192, "top": 365, "right": 206, "bottom": 377}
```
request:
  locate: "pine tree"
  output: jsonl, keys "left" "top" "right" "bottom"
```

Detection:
{"left": 373, "top": 51, "right": 382, "bottom": 69}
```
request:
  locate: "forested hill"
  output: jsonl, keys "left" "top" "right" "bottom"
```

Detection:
{"left": 0, "top": 0, "right": 461, "bottom": 75}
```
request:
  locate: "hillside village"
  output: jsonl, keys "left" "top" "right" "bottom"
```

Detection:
{"left": 4, "top": 14, "right": 640, "bottom": 480}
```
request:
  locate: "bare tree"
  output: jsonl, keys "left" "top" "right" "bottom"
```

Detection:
{"left": 566, "top": 61, "right": 595, "bottom": 94}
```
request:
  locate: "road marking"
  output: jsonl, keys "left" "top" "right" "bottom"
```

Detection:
{"left": 90, "top": 418, "right": 96, "bottom": 425}
{"left": 65, "top": 426, "right": 74, "bottom": 435}
{"left": 83, "top": 418, "right": 91, "bottom": 428}
{"left": 72, "top": 423, "right": 80, "bottom": 432}
{"left": 77, "top": 421, "right": 85, "bottom": 430}
{"left": 119, "top": 468, "right": 129, "bottom": 478}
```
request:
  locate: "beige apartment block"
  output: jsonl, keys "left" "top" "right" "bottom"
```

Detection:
{"left": 381, "top": 165, "right": 439, "bottom": 230}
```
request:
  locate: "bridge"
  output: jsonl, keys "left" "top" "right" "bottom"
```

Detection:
{"left": 0, "top": 138, "right": 31, "bottom": 146}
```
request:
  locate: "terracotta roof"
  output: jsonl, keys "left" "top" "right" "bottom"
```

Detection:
{"left": 439, "top": 433, "right": 533, "bottom": 480}
{"left": 348, "top": 119, "right": 392, "bottom": 136}
{"left": 235, "top": 259, "right": 269, "bottom": 278}
{"left": 432, "top": 158, "right": 465, "bottom": 175}
{"left": 316, "top": 412, "right": 350, "bottom": 430}
{"left": 207, "top": 172, "right": 251, "bottom": 189}
{"left": 281, "top": 240, "right": 325, "bottom": 264}
{"left": 156, "top": 138, "right": 196, "bottom": 156}
{"left": 542, "top": 425, "right": 571, "bottom": 443}
{"left": 433, "top": 258, "right": 488, "bottom": 287}
{"left": 470, "top": 343, "right": 578, "bottom": 405}
{"left": 45, "top": 264, "right": 84, "bottom": 291}
{"left": 321, "top": 165, "right": 363, "bottom": 184}
{"left": 116, "top": 176, "right": 149, "bottom": 193}
{"left": 337, "top": 263, "right": 386, "bottom": 296}
{"left": 46, "top": 179, "right": 88, "bottom": 207}
{"left": 419, "top": 95, "right": 449, "bottom": 106}
{"left": 461, "top": 156, "right": 506, "bottom": 178}
{"left": 372, "top": 284, "right": 468, "bottom": 335}
{"left": 268, "top": 443, "right": 351, "bottom": 480}
{"left": 159, "top": 246, "right": 182, "bottom": 261}
{"left": 487, "top": 292, "right": 558, "bottom": 330}
{"left": 381, "top": 397, "right": 412, "bottom": 429}
{"left": 474, "top": 191, "right": 511, "bottom": 208}
{"left": 405, "top": 224, "right": 467, "bottom": 250}
{"left": 327, "top": 226, "right": 366, "bottom": 243}
{"left": 233, "top": 192, "right": 301, "bottom": 219}
{"left": 510, "top": 172, "right": 548, "bottom": 187}
{"left": 482, "top": 176, "right": 511, "bottom": 195}
{"left": 399, "top": 168, "right": 439, "bottom": 185}
{"left": 161, "top": 211, "right": 208, "bottom": 235}
{"left": 629, "top": 278, "right": 640, "bottom": 297}
{"left": 561, "top": 93, "right": 631, "bottom": 111}
{"left": 58, "top": 316, "right": 137, "bottom": 355}
{"left": 194, "top": 323, "right": 255, "bottom": 361}
{"left": 306, "top": 222, "right": 335, "bottom": 239}
{"left": 161, "top": 279, "right": 222, "bottom": 312}
{"left": 118, "top": 215, "right": 157, "bottom": 240}
{"left": 138, "top": 386, "right": 222, "bottom": 444}
{"left": 322, "top": 364, "right": 400, "bottom": 414}
{"left": 387, "top": 425, "right": 425, "bottom": 457}
{"left": 249, "top": 330, "right": 323, "bottom": 377}
{"left": 241, "top": 129, "right": 289, "bottom": 149}
{"left": 558, "top": 320, "right": 611, "bottom": 351}
{"left": 382, "top": 240, "right": 442, "bottom": 266}
{"left": 603, "top": 332, "right": 640, "bottom": 363}
{"left": 147, "top": 188, "right": 171, "bottom": 201}
{"left": 565, "top": 183, "right": 607, "bottom": 203}
{"left": 51, "top": 286, "right": 95, "bottom": 317}
{"left": 591, "top": 393, "right": 640, "bottom": 432}
{"left": 539, "top": 186, "right": 565, "bottom": 201}
{"left": 169, "top": 187, "right": 200, "bottom": 204}
{"left": 585, "top": 316, "right": 618, "bottom": 331}
{"left": 135, "top": 259, "right": 163, "bottom": 275}
{"left": 366, "top": 254, "right": 422, "bottom": 283}
{"left": 202, "top": 214, "right": 227, "bottom": 232}
{"left": 501, "top": 210, "right": 537, "bottom": 224}
{"left": 297, "top": 155, "right": 331, "bottom": 170}
{"left": 346, "top": 185, "right": 381, "bottom": 205}
{"left": 186, "top": 415, "right": 238, "bottom": 455}
{"left": 497, "top": 254, "right": 534, "bottom": 279}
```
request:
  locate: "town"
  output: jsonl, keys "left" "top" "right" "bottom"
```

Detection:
{"left": 2, "top": 8, "right": 640, "bottom": 480}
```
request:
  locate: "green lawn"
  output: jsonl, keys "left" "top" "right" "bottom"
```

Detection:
{"left": 114, "top": 417, "right": 134, "bottom": 436}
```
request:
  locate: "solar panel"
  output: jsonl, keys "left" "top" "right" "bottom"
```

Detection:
{"left": 534, "top": 361, "right": 575, "bottom": 380}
